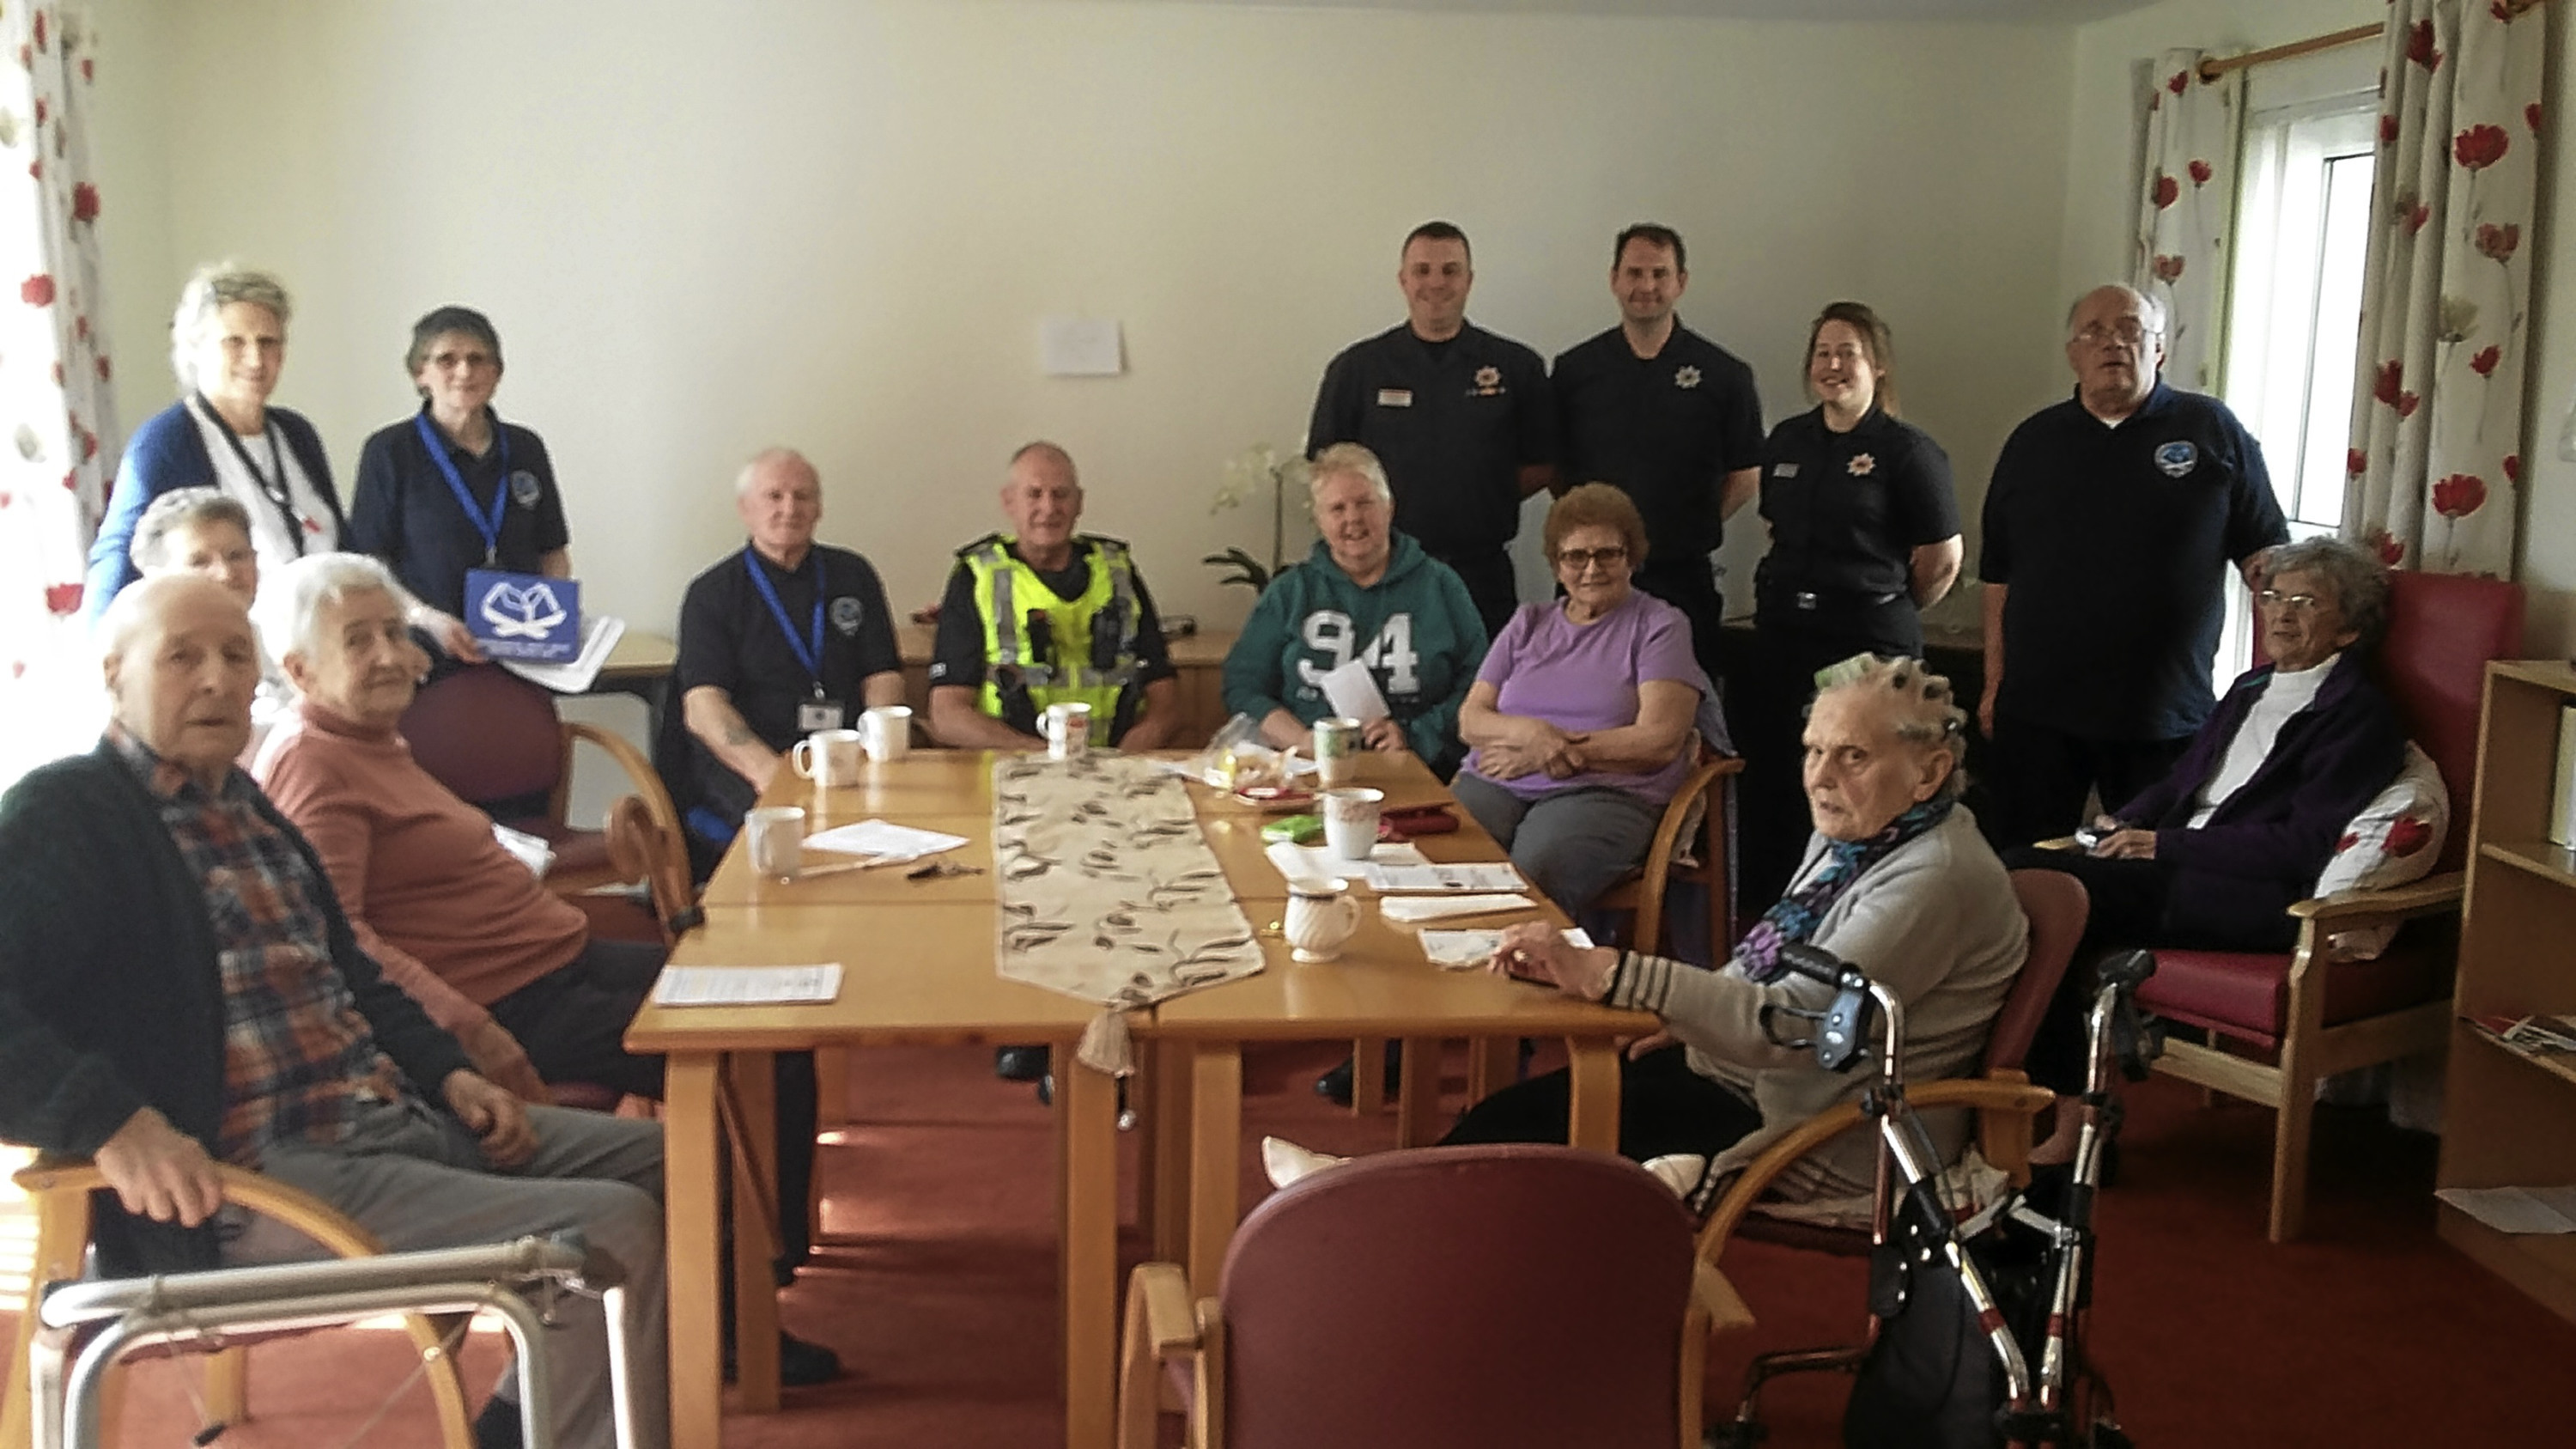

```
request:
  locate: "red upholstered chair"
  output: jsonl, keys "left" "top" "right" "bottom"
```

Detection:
{"left": 399, "top": 665, "right": 681, "bottom": 898}
{"left": 1117, "top": 1143, "right": 1750, "bottom": 1449}
{"left": 2132, "top": 569, "right": 2524, "bottom": 1241}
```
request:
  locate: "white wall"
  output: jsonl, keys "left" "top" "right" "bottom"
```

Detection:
{"left": 88, "top": 0, "right": 2077, "bottom": 642}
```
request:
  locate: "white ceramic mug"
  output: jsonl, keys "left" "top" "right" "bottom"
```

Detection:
{"left": 1284, "top": 875, "right": 1362, "bottom": 963}
{"left": 861, "top": 704, "right": 913, "bottom": 762}
{"left": 1321, "top": 786, "right": 1386, "bottom": 862}
{"left": 1044, "top": 701, "right": 1092, "bottom": 759}
{"left": 745, "top": 806, "right": 806, "bottom": 880}
{"left": 790, "top": 728, "right": 865, "bottom": 788}
{"left": 1313, "top": 716, "right": 1362, "bottom": 788}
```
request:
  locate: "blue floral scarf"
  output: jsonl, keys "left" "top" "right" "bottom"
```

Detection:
{"left": 1737, "top": 797, "right": 1952, "bottom": 983}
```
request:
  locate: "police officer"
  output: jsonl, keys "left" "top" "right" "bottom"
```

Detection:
{"left": 1979, "top": 283, "right": 2287, "bottom": 852}
{"left": 1551, "top": 223, "right": 1764, "bottom": 679}
{"left": 927, "top": 441, "right": 1182, "bottom": 1089}
{"left": 1737, "top": 301, "right": 1962, "bottom": 909}
{"left": 1307, "top": 220, "right": 1554, "bottom": 637}
{"left": 674, "top": 447, "right": 906, "bottom": 874}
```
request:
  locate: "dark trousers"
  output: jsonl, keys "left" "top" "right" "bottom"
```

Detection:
{"left": 1734, "top": 597, "right": 1923, "bottom": 912}
{"left": 1634, "top": 557, "right": 1727, "bottom": 687}
{"left": 1429, "top": 545, "right": 1521, "bottom": 641}
{"left": 1440, "top": 1044, "right": 1764, "bottom": 1164}
{"left": 489, "top": 936, "right": 820, "bottom": 1269}
{"left": 1981, "top": 716, "right": 2190, "bottom": 855}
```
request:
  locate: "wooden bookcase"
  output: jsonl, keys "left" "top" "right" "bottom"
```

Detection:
{"left": 2439, "top": 660, "right": 2576, "bottom": 1324}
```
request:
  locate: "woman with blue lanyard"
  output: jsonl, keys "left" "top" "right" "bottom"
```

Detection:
{"left": 348, "top": 306, "right": 573, "bottom": 663}
{"left": 83, "top": 263, "right": 345, "bottom": 618}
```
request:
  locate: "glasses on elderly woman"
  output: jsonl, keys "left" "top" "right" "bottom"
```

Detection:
{"left": 1552, "top": 546, "right": 1630, "bottom": 571}
{"left": 2256, "top": 589, "right": 2326, "bottom": 614}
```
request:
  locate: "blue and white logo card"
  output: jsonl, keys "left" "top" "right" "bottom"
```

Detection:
{"left": 466, "top": 569, "right": 582, "bottom": 662}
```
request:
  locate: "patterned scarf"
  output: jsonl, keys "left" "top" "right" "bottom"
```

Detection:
{"left": 1737, "top": 797, "right": 1952, "bottom": 983}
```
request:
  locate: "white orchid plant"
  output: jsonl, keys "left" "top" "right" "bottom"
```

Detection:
{"left": 1205, "top": 443, "right": 1310, "bottom": 594}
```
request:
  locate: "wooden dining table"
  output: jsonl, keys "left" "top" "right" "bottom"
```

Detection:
{"left": 627, "top": 747, "right": 1661, "bottom": 1447}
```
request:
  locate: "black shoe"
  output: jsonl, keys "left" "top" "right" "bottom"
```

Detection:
{"left": 474, "top": 1396, "right": 524, "bottom": 1449}
{"left": 1314, "top": 1043, "right": 1403, "bottom": 1105}
{"left": 724, "top": 1329, "right": 846, "bottom": 1387}
{"left": 995, "top": 1044, "right": 1050, "bottom": 1081}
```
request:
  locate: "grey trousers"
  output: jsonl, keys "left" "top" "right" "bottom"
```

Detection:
{"left": 1452, "top": 774, "right": 1663, "bottom": 915}
{"left": 224, "top": 1098, "right": 668, "bottom": 1449}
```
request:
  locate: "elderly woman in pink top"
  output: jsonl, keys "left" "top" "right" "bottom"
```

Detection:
{"left": 1454, "top": 483, "right": 1707, "bottom": 914}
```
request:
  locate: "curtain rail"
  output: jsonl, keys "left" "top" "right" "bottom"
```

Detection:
{"left": 2196, "top": 3, "right": 2549, "bottom": 82}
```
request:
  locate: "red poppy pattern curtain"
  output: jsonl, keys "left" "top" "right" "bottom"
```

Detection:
{"left": 0, "top": 4, "right": 116, "bottom": 779}
{"left": 2347, "top": 0, "right": 2543, "bottom": 577}
{"left": 2133, "top": 51, "right": 2242, "bottom": 394}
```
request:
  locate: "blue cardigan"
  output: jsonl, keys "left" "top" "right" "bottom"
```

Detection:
{"left": 2111, "top": 649, "right": 2408, "bottom": 947}
{"left": 84, "top": 399, "right": 342, "bottom": 619}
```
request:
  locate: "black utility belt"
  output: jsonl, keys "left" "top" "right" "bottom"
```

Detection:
{"left": 1761, "top": 583, "right": 1905, "bottom": 612}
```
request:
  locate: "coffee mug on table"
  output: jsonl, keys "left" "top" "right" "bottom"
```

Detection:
{"left": 1284, "top": 874, "right": 1362, "bottom": 963}
{"left": 746, "top": 806, "right": 806, "bottom": 880}
{"left": 1321, "top": 787, "right": 1386, "bottom": 862}
{"left": 1313, "top": 716, "right": 1362, "bottom": 788}
{"left": 790, "top": 728, "right": 865, "bottom": 788}
{"left": 1044, "top": 701, "right": 1092, "bottom": 759}
{"left": 861, "top": 704, "right": 913, "bottom": 762}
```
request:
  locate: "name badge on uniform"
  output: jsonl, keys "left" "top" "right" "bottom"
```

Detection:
{"left": 1772, "top": 462, "right": 1801, "bottom": 478}
{"left": 1376, "top": 388, "right": 1413, "bottom": 408}
{"left": 799, "top": 698, "right": 848, "bottom": 733}
{"left": 2154, "top": 441, "right": 2199, "bottom": 478}
{"left": 465, "top": 569, "right": 581, "bottom": 663}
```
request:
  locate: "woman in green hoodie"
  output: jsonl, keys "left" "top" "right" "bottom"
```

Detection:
{"left": 1221, "top": 443, "right": 1489, "bottom": 779}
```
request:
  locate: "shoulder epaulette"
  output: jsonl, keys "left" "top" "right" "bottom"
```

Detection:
{"left": 957, "top": 531, "right": 1006, "bottom": 558}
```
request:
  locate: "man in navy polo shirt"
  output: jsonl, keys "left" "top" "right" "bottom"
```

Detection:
{"left": 1307, "top": 221, "right": 1555, "bottom": 636}
{"left": 1552, "top": 223, "right": 1764, "bottom": 679}
{"left": 673, "top": 447, "right": 906, "bottom": 876}
{"left": 1978, "top": 283, "right": 2287, "bottom": 850}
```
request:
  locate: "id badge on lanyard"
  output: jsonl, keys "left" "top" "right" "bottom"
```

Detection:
{"left": 416, "top": 411, "right": 513, "bottom": 567}
{"left": 745, "top": 547, "right": 842, "bottom": 729}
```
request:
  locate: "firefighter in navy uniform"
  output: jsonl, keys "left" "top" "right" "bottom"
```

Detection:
{"left": 927, "top": 441, "right": 1182, "bottom": 1088}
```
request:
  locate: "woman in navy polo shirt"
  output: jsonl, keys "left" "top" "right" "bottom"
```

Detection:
{"left": 1737, "top": 301, "right": 1964, "bottom": 910}
{"left": 348, "top": 307, "right": 573, "bottom": 662}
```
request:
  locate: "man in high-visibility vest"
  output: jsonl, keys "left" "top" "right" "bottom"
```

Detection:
{"left": 927, "top": 440, "right": 1183, "bottom": 1088}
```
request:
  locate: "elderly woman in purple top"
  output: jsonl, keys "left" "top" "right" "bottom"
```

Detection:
{"left": 1454, "top": 484, "right": 1705, "bottom": 914}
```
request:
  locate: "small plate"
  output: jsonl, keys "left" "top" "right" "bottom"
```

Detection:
{"left": 1232, "top": 785, "right": 1315, "bottom": 813}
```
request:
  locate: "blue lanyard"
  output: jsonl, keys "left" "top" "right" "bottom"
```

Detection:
{"left": 743, "top": 546, "right": 826, "bottom": 695}
{"left": 415, "top": 410, "right": 513, "bottom": 566}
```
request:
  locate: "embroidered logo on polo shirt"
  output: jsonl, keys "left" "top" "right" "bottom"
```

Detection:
{"left": 1847, "top": 454, "right": 1876, "bottom": 477}
{"left": 830, "top": 595, "right": 864, "bottom": 635}
{"left": 1472, "top": 365, "right": 1504, "bottom": 397}
{"left": 2154, "top": 441, "right": 2199, "bottom": 478}
{"left": 508, "top": 470, "right": 542, "bottom": 507}
{"left": 1376, "top": 388, "right": 1413, "bottom": 408}
{"left": 1675, "top": 365, "right": 1703, "bottom": 389}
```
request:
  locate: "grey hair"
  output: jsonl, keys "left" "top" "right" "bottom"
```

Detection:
{"left": 97, "top": 573, "right": 246, "bottom": 669}
{"left": 2064, "top": 283, "right": 2165, "bottom": 338}
{"left": 733, "top": 446, "right": 817, "bottom": 498}
{"left": 1308, "top": 441, "right": 1393, "bottom": 504}
{"left": 131, "top": 488, "right": 252, "bottom": 572}
{"left": 2263, "top": 535, "right": 2391, "bottom": 648}
{"left": 1009, "top": 440, "right": 1077, "bottom": 477}
{"left": 253, "top": 551, "right": 410, "bottom": 670}
{"left": 1811, "top": 652, "right": 1971, "bottom": 804}
{"left": 170, "top": 262, "right": 292, "bottom": 392}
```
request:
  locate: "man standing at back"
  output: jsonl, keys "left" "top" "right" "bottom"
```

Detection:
{"left": 1978, "top": 283, "right": 2287, "bottom": 849}
{"left": 1308, "top": 220, "right": 1555, "bottom": 636}
{"left": 1552, "top": 223, "right": 1764, "bottom": 679}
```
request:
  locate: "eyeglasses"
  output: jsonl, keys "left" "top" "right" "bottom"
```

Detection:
{"left": 2256, "top": 589, "right": 2326, "bottom": 615}
{"left": 1552, "top": 546, "right": 1630, "bottom": 571}
{"left": 2074, "top": 320, "right": 2161, "bottom": 350}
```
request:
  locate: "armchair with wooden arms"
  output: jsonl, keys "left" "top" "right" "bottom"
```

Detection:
{"left": 2129, "top": 570, "right": 2524, "bottom": 1242}
{"left": 399, "top": 664, "right": 683, "bottom": 898}
{"left": 1, "top": 1160, "right": 474, "bottom": 1449}
{"left": 1116, "top": 1142, "right": 1752, "bottom": 1449}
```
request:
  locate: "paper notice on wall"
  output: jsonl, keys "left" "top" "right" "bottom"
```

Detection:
{"left": 1039, "top": 317, "right": 1124, "bottom": 376}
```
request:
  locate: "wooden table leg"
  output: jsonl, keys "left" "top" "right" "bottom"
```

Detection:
{"left": 663, "top": 1054, "right": 724, "bottom": 1449}
{"left": 727, "top": 1051, "right": 781, "bottom": 1412}
{"left": 1394, "top": 1037, "right": 1441, "bottom": 1148}
{"left": 1565, "top": 1038, "right": 1622, "bottom": 1153}
{"left": 1058, "top": 1056, "right": 1120, "bottom": 1449}
{"left": 1465, "top": 1036, "right": 1516, "bottom": 1107}
{"left": 1186, "top": 1044, "right": 1242, "bottom": 1294}
{"left": 1351, "top": 1035, "right": 1386, "bottom": 1115}
{"left": 814, "top": 1045, "right": 852, "bottom": 1129}
{"left": 1147, "top": 1038, "right": 1194, "bottom": 1263}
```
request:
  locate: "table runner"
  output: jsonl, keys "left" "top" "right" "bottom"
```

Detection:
{"left": 992, "top": 754, "right": 1264, "bottom": 1072}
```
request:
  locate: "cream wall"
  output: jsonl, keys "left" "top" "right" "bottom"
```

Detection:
{"left": 86, "top": 0, "right": 2076, "bottom": 642}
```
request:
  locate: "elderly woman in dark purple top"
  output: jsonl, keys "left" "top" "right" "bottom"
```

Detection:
{"left": 2008, "top": 536, "right": 2405, "bottom": 1144}
{"left": 1454, "top": 484, "right": 1706, "bottom": 914}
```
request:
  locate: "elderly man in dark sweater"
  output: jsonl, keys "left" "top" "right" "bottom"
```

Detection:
{"left": 0, "top": 574, "right": 665, "bottom": 1449}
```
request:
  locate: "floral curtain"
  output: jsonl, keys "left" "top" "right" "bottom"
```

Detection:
{"left": 2134, "top": 50, "right": 2243, "bottom": 394}
{"left": 2347, "top": 0, "right": 2543, "bottom": 578}
{"left": 0, "top": 3, "right": 115, "bottom": 782}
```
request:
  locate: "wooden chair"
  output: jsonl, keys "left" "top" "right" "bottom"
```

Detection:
{"left": 1, "top": 1160, "right": 474, "bottom": 1449}
{"left": 1116, "top": 1143, "right": 1751, "bottom": 1449}
{"left": 1695, "top": 868, "right": 2087, "bottom": 1440}
{"left": 2130, "top": 570, "right": 2523, "bottom": 1241}
{"left": 400, "top": 664, "right": 683, "bottom": 897}
{"left": 1596, "top": 744, "right": 1746, "bottom": 958}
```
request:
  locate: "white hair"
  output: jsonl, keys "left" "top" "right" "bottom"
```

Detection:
{"left": 2065, "top": 283, "right": 2166, "bottom": 338}
{"left": 734, "top": 446, "right": 817, "bottom": 498}
{"left": 253, "top": 551, "right": 411, "bottom": 668}
{"left": 1308, "top": 441, "right": 1393, "bottom": 504}
{"left": 1811, "top": 652, "right": 1970, "bottom": 804}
